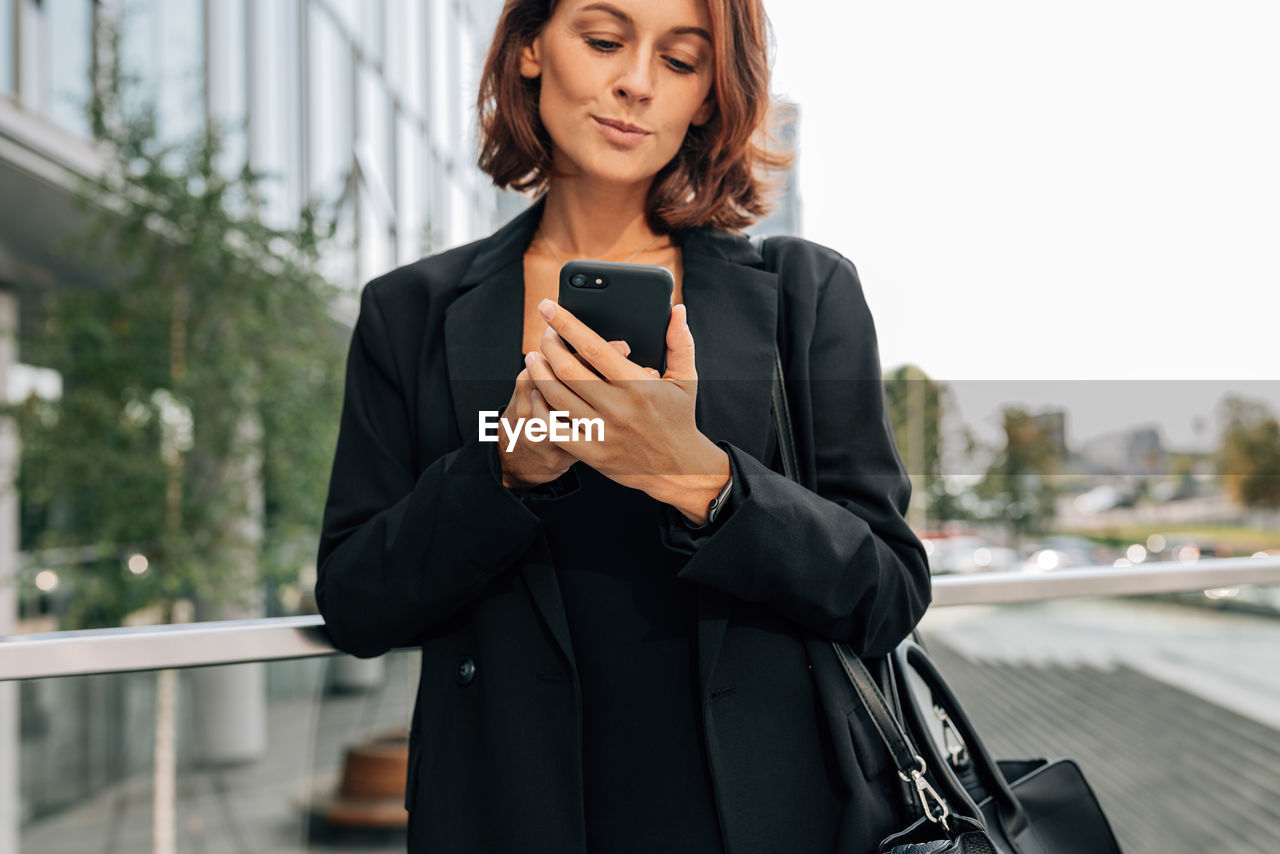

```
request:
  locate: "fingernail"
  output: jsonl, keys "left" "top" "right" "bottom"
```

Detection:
{"left": 621, "top": 341, "right": 631, "bottom": 355}
{"left": 538, "top": 299, "right": 556, "bottom": 320}
{"left": 524, "top": 352, "right": 535, "bottom": 366}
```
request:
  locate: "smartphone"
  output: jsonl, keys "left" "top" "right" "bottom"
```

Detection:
{"left": 557, "top": 259, "right": 674, "bottom": 373}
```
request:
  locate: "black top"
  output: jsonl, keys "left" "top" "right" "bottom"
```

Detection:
{"left": 531, "top": 462, "right": 725, "bottom": 854}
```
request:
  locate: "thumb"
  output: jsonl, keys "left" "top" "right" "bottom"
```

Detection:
{"left": 662, "top": 304, "right": 697, "bottom": 381}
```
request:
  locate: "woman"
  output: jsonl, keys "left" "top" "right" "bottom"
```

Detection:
{"left": 315, "top": 0, "right": 931, "bottom": 851}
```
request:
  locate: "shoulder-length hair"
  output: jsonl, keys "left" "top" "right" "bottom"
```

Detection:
{"left": 476, "top": 0, "right": 792, "bottom": 235}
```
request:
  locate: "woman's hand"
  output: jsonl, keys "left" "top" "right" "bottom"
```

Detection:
{"left": 526, "top": 299, "right": 730, "bottom": 523}
{"left": 497, "top": 339, "right": 633, "bottom": 491}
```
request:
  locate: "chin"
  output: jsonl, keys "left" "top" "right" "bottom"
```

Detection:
{"left": 587, "top": 152, "right": 673, "bottom": 187}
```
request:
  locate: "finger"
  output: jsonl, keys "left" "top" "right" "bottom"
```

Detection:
{"left": 540, "top": 325, "right": 624, "bottom": 408}
{"left": 532, "top": 389, "right": 583, "bottom": 463}
{"left": 662, "top": 303, "right": 697, "bottom": 382}
{"left": 608, "top": 340, "right": 631, "bottom": 358}
{"left": 525, "top": 350, "right": 596, "bottom": 418}
{"left": 537, "top": 299, "right": 643, "bottom": 382}
{"left": 644, "top": 367, "right": 660, "bottom": 378}
{"left": 508, "top": 367, "right": 532, "bottom": 419}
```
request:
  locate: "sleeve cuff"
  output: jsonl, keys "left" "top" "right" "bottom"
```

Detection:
{"left": 512, "top": 465, "right": 582, "bottom": 503}
{"left": 484, "top": 441, "right": 583, "bottom": 503}
{"left": 659, "top": 441, "right": 744, "bottom": 555}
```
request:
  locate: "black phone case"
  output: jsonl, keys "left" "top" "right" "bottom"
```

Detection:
{"left": 557, "top": 259, "right": 674, "bottom": 373}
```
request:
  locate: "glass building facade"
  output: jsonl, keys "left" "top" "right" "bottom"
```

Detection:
{"left": 0, "top": 3, "right": 520, "bottom": 846}
{"left": 0, "top": 0, "right": 519, "bottom": 302}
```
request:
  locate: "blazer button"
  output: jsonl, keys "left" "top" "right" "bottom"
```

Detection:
{"left": 456, "top": 656, "right": 477, "bottom": 686}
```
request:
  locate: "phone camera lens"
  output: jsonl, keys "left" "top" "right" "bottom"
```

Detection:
{"left": 570, "top": 273, "right": 587, "bottom": 287}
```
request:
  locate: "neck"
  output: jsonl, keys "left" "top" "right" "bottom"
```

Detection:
{"left": 539, "top": 179, "right": 662, "bottom": 259}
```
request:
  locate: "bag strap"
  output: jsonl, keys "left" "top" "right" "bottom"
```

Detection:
{"left": 893, "top": 638, "right": 1030, "bottom": 838}
{"left": 770, "top": 346, "right": 956, "bottom": 830}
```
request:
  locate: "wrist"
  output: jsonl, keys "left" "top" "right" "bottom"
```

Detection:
{"left": 658, "top": 439, "right": 731, "bottom": 525}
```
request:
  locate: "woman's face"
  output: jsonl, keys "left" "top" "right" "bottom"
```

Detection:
{"left": 520, "top": 0, "right": 716, "bottom": 191}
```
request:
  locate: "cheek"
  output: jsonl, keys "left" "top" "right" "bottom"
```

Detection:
{"left": 540, "top": 50, "right": 594, "bottom": 107}
{"left": 660, "top": 90, "right": 713, "bottom": 143}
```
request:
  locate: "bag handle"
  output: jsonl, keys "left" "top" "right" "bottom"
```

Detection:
{"left": 892, "top": 637, "right": 1030, "bottom": 839}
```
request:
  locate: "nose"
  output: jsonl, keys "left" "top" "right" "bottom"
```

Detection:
{"left": 613, "top": 49, "right": 655, "bottom": 104}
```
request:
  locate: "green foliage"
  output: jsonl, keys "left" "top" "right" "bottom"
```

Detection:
{"left": 972, "top": 406, "right": 1060, "bottom": 544}
{"left": 1217, "top": 396, "right": 1280, "bottom": 509}
{"left": 883, "top": 364, "right": 968, "bottom": 523}
{"left": 10, "top": 14, "right": 346, "bottom": 628}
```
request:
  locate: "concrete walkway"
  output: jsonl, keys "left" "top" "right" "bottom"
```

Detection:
{"left": 21, "top": 651, "right": 419, "bottom": 854}
{"left": 919, "top": 597, "right": 1280, "bottom": 854}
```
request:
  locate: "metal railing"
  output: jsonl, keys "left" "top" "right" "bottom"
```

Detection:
{"left": 2, "top": 556, "right": 1279, "bottom": 682}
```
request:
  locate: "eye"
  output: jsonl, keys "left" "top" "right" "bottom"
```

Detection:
{"left": 665, "top": 56, "right": 697, "bottom": 74}
{"left": 585, "top": 37, "right": 621, "bottom": 52}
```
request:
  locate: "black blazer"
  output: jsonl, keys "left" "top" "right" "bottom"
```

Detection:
{"left": 316, "top": 199, "right": 932, "bottom": 854}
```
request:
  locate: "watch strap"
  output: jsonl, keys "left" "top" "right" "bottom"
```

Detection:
{"left": 706, "top": 474, "right": 734, "bottom": 525}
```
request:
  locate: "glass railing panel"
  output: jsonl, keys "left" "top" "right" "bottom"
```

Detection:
{"left": 14, "top": 649, "right": 419, "bottom": 853}
{"left": 915, "top": 594, "right": 1280, "bottom": 854}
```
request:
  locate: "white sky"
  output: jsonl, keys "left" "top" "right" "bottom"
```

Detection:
{"left": 766, "top": 2, "right": 1280, "bottom": 448}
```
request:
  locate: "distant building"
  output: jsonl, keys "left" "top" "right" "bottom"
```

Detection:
{"left": 1077, "top": 426, "right": 1168, "bottom": 477}
{"left": 1033, "top": 409, "right": 1069, "bottom": 463}
{"left": 750, "top": 100, "right": 801, "bottom": 237}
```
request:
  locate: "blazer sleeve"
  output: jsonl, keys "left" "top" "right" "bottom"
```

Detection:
{"left": 314, "top": 282, "right": 563, "bottom": 658}
{"left": 662, "top": 255, "right": 931, "bottom": 657}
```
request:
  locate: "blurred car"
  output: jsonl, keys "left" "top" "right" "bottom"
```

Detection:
{"left": 1019, "top": 535, "right": 1102, "bottom": 573}
{"left": 1072, "top": 485, "right": 1133, "bottom": 514}
{"left": 923, "top": 535, "right": 1018, "bottom": 575}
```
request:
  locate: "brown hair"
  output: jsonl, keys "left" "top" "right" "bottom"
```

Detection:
{"left": 476, "top": 0, "right": 793, "bottom": 234}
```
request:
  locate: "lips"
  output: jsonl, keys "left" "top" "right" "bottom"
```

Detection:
{"left": 592, "top": 115, "right": 652, "bottom": 145}
{"left": 594, "top": 116, "right": 650, "bottom": 134}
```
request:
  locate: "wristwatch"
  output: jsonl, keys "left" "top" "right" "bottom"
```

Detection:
{"left": 706, "top": 474, "right": 734, "bottom": 526}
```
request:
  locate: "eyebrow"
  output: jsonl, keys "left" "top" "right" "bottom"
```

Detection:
{"left": 577, "top": 2, "right": 712, "bottom": 44}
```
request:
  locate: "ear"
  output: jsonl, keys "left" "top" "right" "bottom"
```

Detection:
{"left": 691, "top": 94, "right": 716, "bottom": 127}
{"left": 519, "top": 37, "right": 543, "bottom": 79}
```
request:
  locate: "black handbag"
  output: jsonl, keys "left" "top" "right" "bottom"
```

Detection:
{"left": 887, "top": 639, "right": 1124, "bottom": 854}
{"left": 831, "top": 642, "right": 1000, "bottom": 854}
{"left": 767, "top": 337, "right": 1124, "bottom": 854}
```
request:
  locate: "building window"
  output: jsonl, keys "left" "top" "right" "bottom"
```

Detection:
{"left": 1, "top": 0, "right": 14, "bottom": 96}
{"left": 428, "top": 0, "right": 451, "bottom": 154}
{"left": 385, "top": 0, "right": 424, "bottom": 119}
{"left": 396, "top": 113, "right": 424, "bottom": 263}
{"left": 308, "top": 6, "right": 352, "bottom": 206}
{"left": 328, "top": 0, "right": 358, "bottom": 41}
{"left": 41, "top": 0, "right": 94, "bottom": 137}
{"left": 118, "top": 0, "right": 205, "bottom": 150}
{"left": 357, "top": 64, "right": 392, "bottom": 202}
{"left": 359, "top": 182, "right": 393, "bottom": 285}
{"left": 247, "top": 0, "right": 301, "bottom": 229}
{"left": 208, "top": 0, "right": 248, "bottom": 181}
{"left": 358, "top": 0, "right": 383, "bottom": 66}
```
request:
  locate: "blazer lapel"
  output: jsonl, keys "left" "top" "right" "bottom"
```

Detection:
{"left": 443, "top": 200, "right": 583, "bottom": 671}
{"left": 442, "top": 202, "right": 780, "bottom": 690}
{"left": 444, "top": 200, "right": 544, "bottom": 433}
{"left": 679, "top": 227, "right": 779, "bottom": 463}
